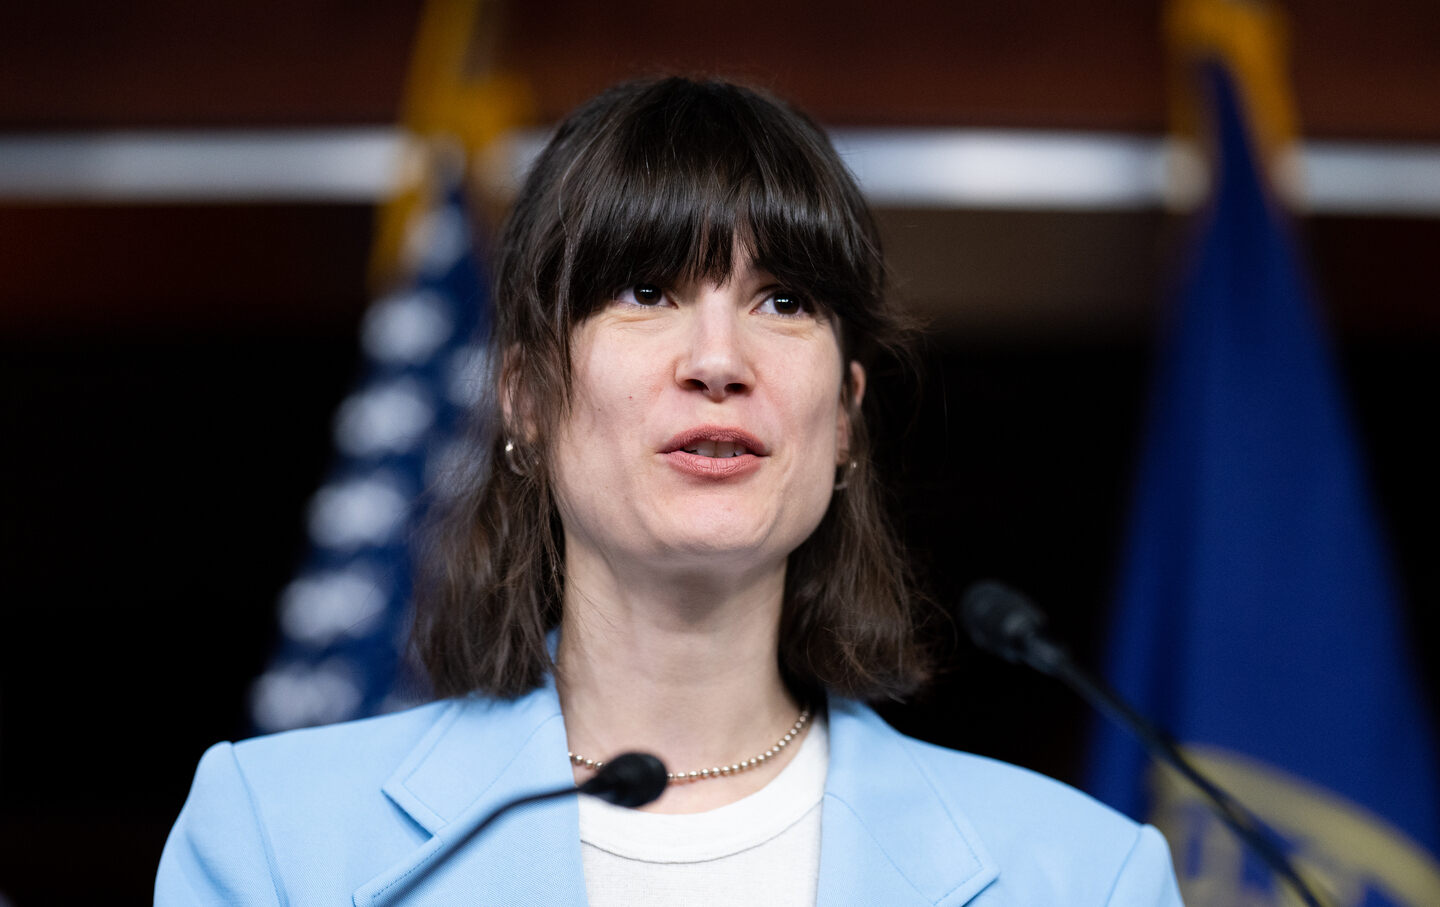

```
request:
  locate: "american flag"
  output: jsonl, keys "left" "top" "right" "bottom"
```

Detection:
{"left": 249, "top": 159, "right": 489, "bottom": 732}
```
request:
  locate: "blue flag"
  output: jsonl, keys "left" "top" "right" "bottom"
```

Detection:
{"left": 1086, "top": 62, "right": 1440, "bottom": 904}
{"left": 248, "top": 163, "right": 489, "bottom": 732}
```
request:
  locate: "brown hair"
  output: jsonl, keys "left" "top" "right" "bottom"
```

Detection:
{"left": 413, "top": 76, "right": 934, "bottom": 702}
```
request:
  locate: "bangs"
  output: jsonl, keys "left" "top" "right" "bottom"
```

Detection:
{"left": 548, "top": 79, "right": 883, "bottom": 331}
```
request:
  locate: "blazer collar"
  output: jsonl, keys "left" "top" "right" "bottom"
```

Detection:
{"left": 355, "top": 685, "right": 999, "bottom": 906}
{"left": 354, "top": 677, "right": 589, "bottom": 905}
{"left": 819, "top": 698, "right": 999, "bottom": 906}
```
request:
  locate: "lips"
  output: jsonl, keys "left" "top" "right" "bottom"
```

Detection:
{"left": 660, "top": 426, "right": 766, "bottom": 480}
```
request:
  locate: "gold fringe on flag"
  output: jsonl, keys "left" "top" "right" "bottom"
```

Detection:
{"left": 1165, "top": 0, "right": 1300, "bottom": 201}
{"left": 368, "top": 0, "right": 532, "bottom": 292}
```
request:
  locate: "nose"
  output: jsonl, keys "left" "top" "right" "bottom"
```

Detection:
{"left": 675, "top": 299, "right": 754, "bottom": 401}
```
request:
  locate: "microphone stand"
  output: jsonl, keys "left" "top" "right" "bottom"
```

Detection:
{"left": 466, "top": 785, "right": 587, "bottom": 842}
{"left": 1023, "top": 636, "right": 1327, "bottom": 907}
{"left": 961, "top": 582, "right": 1328, "bottom": 907}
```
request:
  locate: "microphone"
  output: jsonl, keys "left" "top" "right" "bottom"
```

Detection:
{"left": 960, "top": 580, "right": 1069, "bottom": 675}
{"left": 579, "top": 752, "right": 670, "bottom": 807}
{"left": 469, "top": 751, "right": 669, "bottom": 840}
{"left": 960, "top": 581, "right": 1327, "bottom": 907}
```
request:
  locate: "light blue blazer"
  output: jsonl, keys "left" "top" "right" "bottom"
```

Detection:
{"left": 157, "top": 679, "right": 1182, "bottom": 905}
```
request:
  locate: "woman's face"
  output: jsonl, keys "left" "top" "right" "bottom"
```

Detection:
{"left": 549, "top": 254, "right": 863, "bottom": 582}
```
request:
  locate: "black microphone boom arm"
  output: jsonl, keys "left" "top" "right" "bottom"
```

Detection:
{"left": 960, "top": 581, "right": 1328, "bottom": 907}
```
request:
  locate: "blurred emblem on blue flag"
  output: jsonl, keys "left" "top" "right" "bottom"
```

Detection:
{"left": 1086, "top": 2, "right": 1440, "bottom": 904}
{"left": 249, "top": 162, "right": 489, "bottom": 731}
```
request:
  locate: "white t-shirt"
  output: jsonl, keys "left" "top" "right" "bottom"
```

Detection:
{"left": 578, "top": 717, "right": 829, "bottom": 906}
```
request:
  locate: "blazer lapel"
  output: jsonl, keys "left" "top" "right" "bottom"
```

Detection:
{"left": 817, "top": 699, "right": 999, "bottom": 906}
{"left": 354, "top": 682, "right": 588, "bottom": 906}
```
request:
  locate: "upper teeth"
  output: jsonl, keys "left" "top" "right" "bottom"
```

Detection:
{"left": 684, "top": 441, "right": 750, "bottom": 458}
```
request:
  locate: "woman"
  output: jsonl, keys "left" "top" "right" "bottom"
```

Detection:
{"left": 158, "top": 77, "right": 1181, "bottom": 905}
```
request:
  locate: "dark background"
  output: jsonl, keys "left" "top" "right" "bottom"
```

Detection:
{"left": 2, "top": 2, "right": 1437, "bottom": 902}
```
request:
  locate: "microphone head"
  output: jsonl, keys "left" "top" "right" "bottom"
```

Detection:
{"left": 579, "top": 752, "right": 669, "bottom": 808}
{"left": 960, "top": 580, "right": 1050, "bottom": 666}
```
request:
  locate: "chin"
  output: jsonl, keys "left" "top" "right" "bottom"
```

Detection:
{"left": 646, "top": 503, "right": 820, "bottom": 571}
{"left": 657, "top": 525, "right": 773, "bottom": 563}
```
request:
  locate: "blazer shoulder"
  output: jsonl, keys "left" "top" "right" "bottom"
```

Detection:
{"left": 158, "top": 700, "right": 468, "bottom": 904}
{"left": 831, "top": 700, "right": 1140, "bottom": 843}
{"left": 228, "top": 698, "right": 459, "bottom": 788}
{"left": 903, "top": 734, "right": 1141, "bottom": 841}
{"left": 823, "top": 700, "right": 1181, "bottom": 904}
{"left": 157, "top": 741, "right": 286, "bottom": 906}
{"left": 902, "top": 737, "right": 1182, "bottom": 904}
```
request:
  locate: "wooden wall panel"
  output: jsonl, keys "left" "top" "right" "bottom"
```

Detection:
{"left": 0, "top": 203, "right": 372, "bottom": 333}
{"left": 1289, "top": 0, "right": 1440, "bottom": 140}
{"left": 501, "top": 1, "right": 1168, "bottom": 130}
{"left": 1, "top": 1, "right": 1438, "bottom": 139}
{"left": 0, "top": 2, "right": 421, "bottom": 128}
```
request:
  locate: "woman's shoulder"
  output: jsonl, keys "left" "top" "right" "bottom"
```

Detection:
{"left": 157, "top": 698, "right": 489, "bottom": 905}
{"left": 907, "top": 732, "right": 1137, "bottom": 833}
{"left": 223, "top": 698, "right": 460, "bottom": 785}
{"left": 830, "top": 697, "right": 1136, "bottom": 833}
{"left": 825, "top": 698, "right": 1182, "bottom": 904}
{"left": 171, "top": 699, "right": 467, "bottom": 842}
{"left": 176, "top": 686, "right": 565, "bottom": 830}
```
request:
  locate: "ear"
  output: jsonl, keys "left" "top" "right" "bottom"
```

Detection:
{"left": 836, "top": 360, "right": 866, "bottom": 465}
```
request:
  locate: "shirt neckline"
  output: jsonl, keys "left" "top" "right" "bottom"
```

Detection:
{"left": 577, "top": 715, "right": 829, "bottom": 863}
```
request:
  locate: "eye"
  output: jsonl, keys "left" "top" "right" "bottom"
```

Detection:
{"left": 755, "top": 290, "right": 809, "bottom": 318}
{"left": 617, "top": 283, "right": 667, "bottom": 307}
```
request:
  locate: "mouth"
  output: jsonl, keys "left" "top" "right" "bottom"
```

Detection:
{"left": 680, "top": 439, "right": 752, "bottom": 458}
{"left": 662, "top": 427, "right": 768, "bottom": 458}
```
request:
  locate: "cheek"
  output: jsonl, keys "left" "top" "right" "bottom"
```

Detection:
{"left": 777, "top": 356, "right": 845, "bottom": 449}
{"left": 553, "top": 342, "right": 655, "bottom": 485}
{"left": 574, "top": 376, "right": 652, "bottom": 451}
{"left": 567, "top": 340, "right": 630, "bottom": 421}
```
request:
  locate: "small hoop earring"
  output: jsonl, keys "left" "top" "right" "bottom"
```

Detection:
{"left": 834, "top": 459, "right": 857, "bottom": 491}
{"left": 503, "top": 439, "right": 531, "bottom": 477}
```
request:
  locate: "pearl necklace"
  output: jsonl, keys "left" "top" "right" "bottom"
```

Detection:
{"left": 568, "top": 707, "right": 812, "bottom": 784}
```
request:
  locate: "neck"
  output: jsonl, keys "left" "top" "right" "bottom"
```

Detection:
{"left": 555, "top": 543, "right": 808, "bottom": 813}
